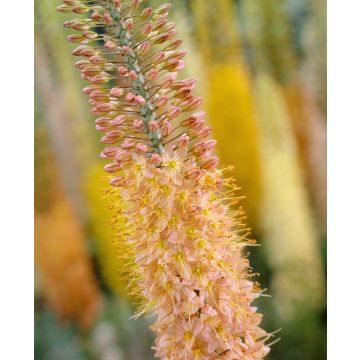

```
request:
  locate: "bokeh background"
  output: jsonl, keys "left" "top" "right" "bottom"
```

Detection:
{"left": 34, "top": 0, "right": 326, "bottom": 359}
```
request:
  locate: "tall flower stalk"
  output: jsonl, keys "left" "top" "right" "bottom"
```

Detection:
{"left": 58, "top": 1, "right": 271, "bottom": 358}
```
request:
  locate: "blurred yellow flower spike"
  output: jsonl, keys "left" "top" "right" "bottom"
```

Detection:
{"left": 191, "top": 0, "right": 263, "bottom": 230}
{"left": 85, "top": 164, "right": 130, "bottom": 300}
{"left": 253, "top": 73, "right": 324, "bottom": 321}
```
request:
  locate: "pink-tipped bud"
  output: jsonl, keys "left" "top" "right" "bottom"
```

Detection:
{"left": 191, "top": 141, "right": 206, "bottom": 155}
{"left": 160, "top": 73, "right": 177, "bottom": 89}
{"left": 136, "top": 143, "right": 148, "bottom": 153}
{"left": 153, "top": 51, "right": 166, "bottom": 65}
{"left": 164, "top": 39, "right": 183, "bottom": 51}
{"left": 150, "top": 153, "right": 162, "bottom": 165}
{"left": 89, "top": 90, "right": 107, "bottom": 100}
{"left": 189, "top": 118, "right": 205, "bottom": 131}
{"left": 63, "top": 0, "right": 77, "bottom": 5}
{"left": 103, "top": 12, "right": 112, "bottom": 24}
{"left": 138, "top": 41, "right": 151, "bottom": 55}
{"left": 167, "top": 50, "right": 187, "bottom": 61}
{"left": 130, "top": 0, "right": 141, "bottom": 10}
{"left": 141, "top": 7, "right": 153, "bottom": 19}
{"left": 89, "top": 55, "right": 106, "bottom": 65}
{"left": 177, "top": 133, "right": 190, "bottom": 148}
{"left": 100, "top": 147, "right": 121, "bottom": 159}
{"left": 72, "top": 45, "right": 87, "bottom": 56}
{"left": 135, "top": 95, "right": 146, "bottom": 106}
{"left": 133, "top": 118, "right": 144, "bottom": 129}
{"left": 83, "top": 85, "right": 101, "bottom": 95}
{"left": 185, "top": 168, "right": 201, "bottom": 181}
{"left": 73, "top": 5, "right": 88, "bottom": 14}
{"left": 91, "top": 12, "right": 103, "bottom": 21}
{"left": 75, "top": 59, "right": 91, "bottom": 69}
{"left": 148, "top": 120, "right": 159, "bottom": 132}
{"left": 81, "top": 47, "right": 97, "bottom": 57}
{"left": 104, "top": 162, "right": 122, "bottom": 173}
{"left": 147, "top": 68, "right": 159, "bottom": 81}
{"left": 182, "top": 96, "right": 203, "bottom": 112}
{"left": 157, "top": 3, "right": 172, "bottom": 15}
{"left": 174, "top": 87, "right": 192, "bottom": 100}
{"left": 82, "top": 65, "right": 101, "bottom": 77}
{"left": 115, "top": 150, "right": 132, "bottom": 163}
{"left": 163, "top": 59, "right": 185, "bottom": 72}
{"left": 171, "top": 78, "right": 196, "bottom": 90}
{"left": 96, "top": 102, "right": 115, "bottom": 112}
{"left": 105, "top": 40, "right": 116, "bottom": 50}
{"left": 101, "top": 134, "right": 122, "bottom": 145}
{"left": 125, "top": 19, "right": 134, "bottom": 31}
{"left": 110, "top": 87, "right": 123, "bottom": 97}
{"left": 141, "top": 23, "right": 153, "bottom": 37}
{"left": 204, "top": 139, "right": 217, "bottom": 151}
{"left": 83, "top": 31, "right": 98, "bottom": 40}
{"left": 121, "top": 139, "right": 136, "bottom": 149}
{"left": 110, "top": 176, "right": 126, "bottom": 187}
{"left": 200, "top": 156, "right": 219, "bottom": 171}
{"left": 90, "top": 90, "right": 109, "bottom": 101}
{"left": 166, "top": 30, "right": 177, "bottom": 40}
{"left": 156, "top": 95, "right": 168, "bottom": 108}
{"left": 153, "top": 18, "right": 167, "bottom": 31}
{"left": 125, "top": 93, "right": 136, "bottom": 103}
{"left": 121, "top": 46, "right": 132, "bottom": 54}
{"left": 166, "top": 107, "right": 181, "bottom": 120}
{"left": 128, "top": 70, "right": 138, "bottom": 80}
{"left": 193, "top": 125, "right": 212, "bottom": 139}
{"left": 67, "top": 34, "right": 87, "bottom": 44}
{"left": 95, "top": 117, "right": 112, "bottom": 127}
{"left": 111, "top": 115, "right": 126, "bottom": 126}
{"left": 152, "top": 33, "right": 170, "bottom": 45}
{"left": 90, "top": 73, "right": 110, "bottom": 85}
{"left": 164, "top": 22, "right": 176, "bottom": 32}
{"left": 57, "top": 4, "right": 73, "bottom": 13}
{"left": 118, "top": 65, "right": 128, "bottom": 76}
{"left": 161, "top": 120, "right": 172, "bottom": 136}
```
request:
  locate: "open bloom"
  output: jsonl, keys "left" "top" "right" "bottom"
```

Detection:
{"left": 58, "top": 0, "right": 271, "bottom": 358}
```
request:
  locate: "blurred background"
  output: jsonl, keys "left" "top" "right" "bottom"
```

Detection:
{"left": 34, "top": 0, "right": 326, "bottom": 359}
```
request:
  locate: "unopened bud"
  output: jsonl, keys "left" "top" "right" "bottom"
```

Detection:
{"left": 138, "top": 41, "right": 151, "bottom": 55}
{"left": 133, "top": 118, "right": 144, "bottom": 129}
{"left": 150, "top": 153, "right": 162, "bottom": 165}
{"left": 118, "top": 65, "right": 128, "bottom": 76}
{"left": 200, "top": 156, "right": 219, "bottom": 171}
{"left": 141, "top": 7, "right": 153, "bottom": 19}
{"left": 110, "top": 176, "right": 126, "bottom": 187}
{"left": 161, "top": 120, "right": 172, "bottom": 136}
{"left": 121, "top": 139, "right": 136, "bottom": 149}
{"left": 148, "top": 120, "right": 159, "bottom": 132}
{"left": 104, "top": 40, "right": 116, "bottom": 50}
{"left": 136, "top": 143, "right": 148, "bottom": 152}
{"left": 112, "top": 115, "right": 126, "bottom": 126}
{"left": 104, "top": 162, "right": 121, "bottom": 173}
{"left": 110, "top": 87, "right": 123, "bottom": 97}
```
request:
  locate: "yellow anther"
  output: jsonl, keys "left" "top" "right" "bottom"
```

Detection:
{"left": 167, "top": 160, "right": 177, "bottom": 169}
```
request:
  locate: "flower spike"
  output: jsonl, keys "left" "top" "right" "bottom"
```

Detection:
{"left": 58, "top": 1, "right": 271, "bottom": 358}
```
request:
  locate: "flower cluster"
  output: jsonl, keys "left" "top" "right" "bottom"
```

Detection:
{"left": 58, "top": 0, "right": 271, "bottom": 358}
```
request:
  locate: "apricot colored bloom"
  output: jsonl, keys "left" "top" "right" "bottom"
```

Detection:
{"left": 58, "top": 0, "right": 271, "bottom": 358}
